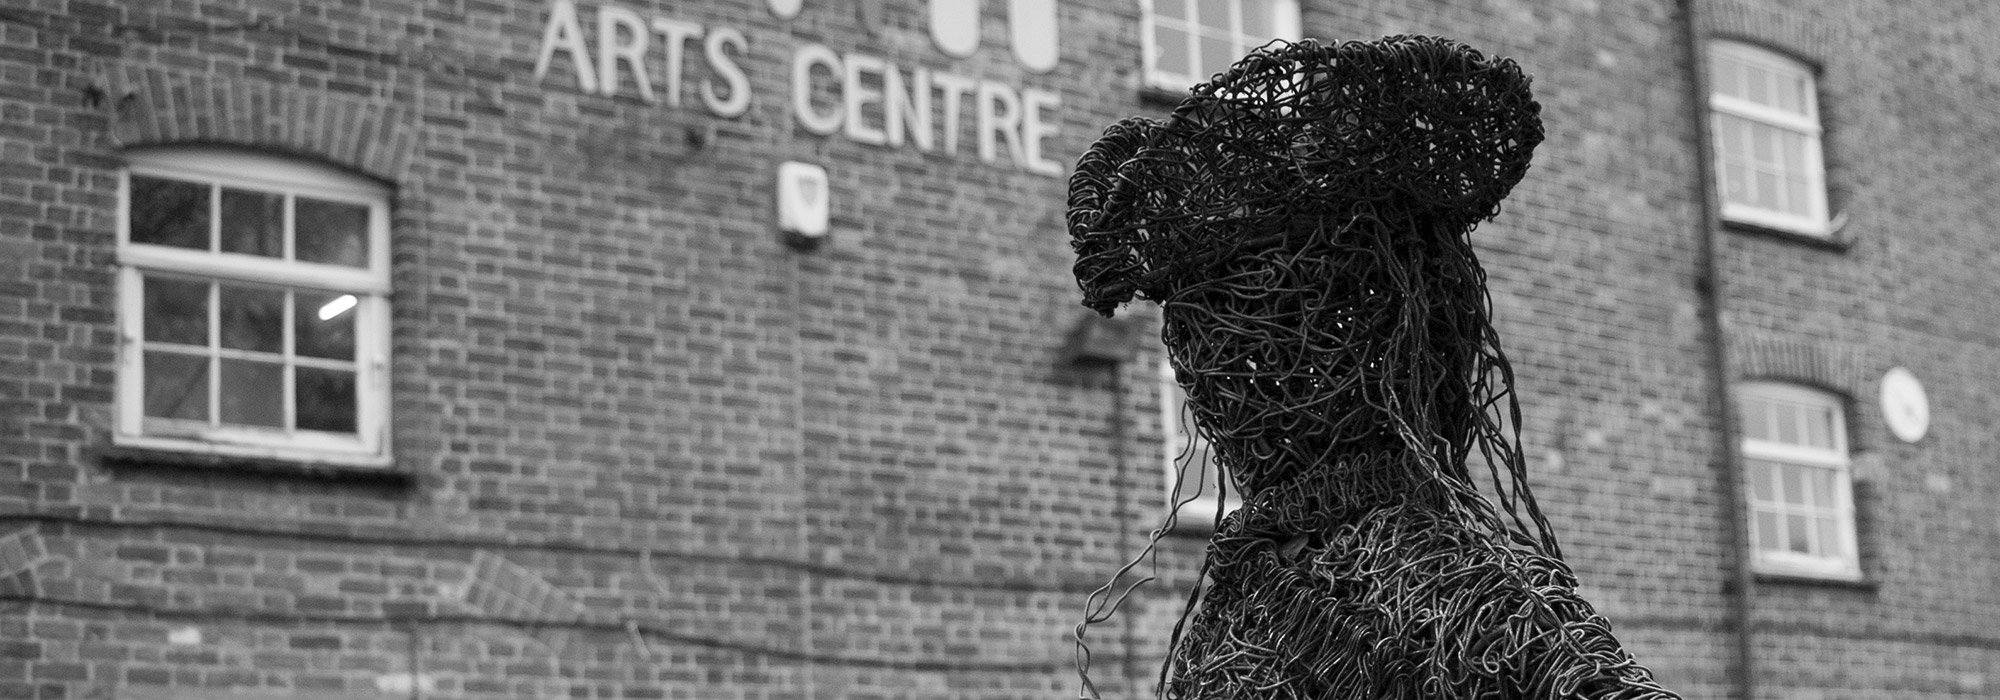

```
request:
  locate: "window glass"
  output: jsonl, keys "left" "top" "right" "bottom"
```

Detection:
{"left": 1163, "top": 359, "right": 1240, "bottom": 527}
{"left": 296, "top": 366, "right": 358, "bottom": 433}
{"left": 143, "top": 276, "right": 208, "bottom": 345}
{"left": 1708, "top": 42, "right": 1828, "bottom": 235}
{"left": 143, "top": 352, "right": 208, "bottom": 421}
{"left": 120, "top": 149, "right": 390, "bottom": 465}
{"left": 219, "top": 284, "right": 284, "bottom": 353}
{"left": 1144, "top": 0, "right": 1298, "bottom": 89}
{"left": 129, "top": 176, "right": 210, "bottom": 250}
{"left": 297, "top": 291, "right": 358, "bottom": 361}
{"left": 220, "top": 188, "right": 283, "bottom": 257}
{"left": 296, "top": 198, "right": 370, "bottom": 267}
{"left": 1738, "top": 383, "right": 1857, "bottom": 579}
{"left": 219, "top": 358, "right": 285, "bottom": 427}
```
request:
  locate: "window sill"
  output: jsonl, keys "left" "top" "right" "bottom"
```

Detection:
{"left": 1721, "top": 217, "right": 1854, "bottom": 252}
{"left": 1139, "top": 84, "right": 1189, "bottom": 108}
{"left": 97, "top": 443, "right": 409, "bottom": 485}
{"left": 1752, "top": 569, "right": 1876, "bottom": 591}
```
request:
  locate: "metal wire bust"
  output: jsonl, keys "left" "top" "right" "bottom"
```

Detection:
{"left": 1068, "top": 36, "right": 1684, "bottom": 700}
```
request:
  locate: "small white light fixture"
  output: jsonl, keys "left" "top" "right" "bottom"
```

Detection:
{"left": 1880, "top": 366, "right": 1929, "bottom": 443}
{"left": 777, "top": 161, "right": 831, "bottom": 250}
{"left": 317, "top": 294, "right": 359, "bottom": 321}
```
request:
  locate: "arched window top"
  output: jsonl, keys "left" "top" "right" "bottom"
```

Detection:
{"left": 1709, "top": 41, "right": 1820, "bottom": 122}
{"left": 1737, "top": 382, "right": 1845, "bottom": 445}
{"left": 124, "top": 146, "right": 392, "bottom": 201}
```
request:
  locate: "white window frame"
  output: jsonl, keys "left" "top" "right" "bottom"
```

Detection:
{"left": 1737, "top": 382, "right": 1860, "bottom": 580}
{"left": 116, "top": 149, "right": 393, "bottom": 468}
{"left": 1161, "top": 359, "right": 1239, "bottom": 528}
{"left": 1708, "top": 41, "right": 1831, "bottom": 236}
{"left": 1140, "top": 0, "right": 1302, "bottom": 91}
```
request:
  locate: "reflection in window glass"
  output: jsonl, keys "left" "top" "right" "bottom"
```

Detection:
{"left": 143, "top": 277, "right": 209, "bottom": 346}
{"left": 219, "top": 285, "right": 285, "bottom": 353}
{"left": 297, "top": 291, "right": 358, "bottom": 361}
{"left": 296, "top": 367, "right": 357, "bottom": 433}
{"left": 129, "top": 176, "right": 210, "bottom": 250}
{"left": 219, "top": 359, "right": 285, "bottom": 428}
{"left": 296, "top": 198, "right": 370, "bottom": 267}
{"left": 143, "top": 352, "right": 209, "bottom": 420}
{"left": 1145, "top": 0, "right": 1296, "bottom": 88}
{"left": 220, "top": 189, "right": 284, "bottom": 257}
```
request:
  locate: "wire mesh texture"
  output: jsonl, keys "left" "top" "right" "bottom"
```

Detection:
{"left": 1067, "top": 36, "right": 1683, "bottom": 700}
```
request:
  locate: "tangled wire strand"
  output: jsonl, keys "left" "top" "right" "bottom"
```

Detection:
{"left": 1067, "top": 36, "right": 1683, "bottom": 700}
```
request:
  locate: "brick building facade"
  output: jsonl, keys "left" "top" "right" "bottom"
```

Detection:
{"left": 1, "top": 0, "right": 1995, "bottom": 699}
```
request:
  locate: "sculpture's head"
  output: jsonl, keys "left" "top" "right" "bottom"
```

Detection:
{"left": 1069, "top": 36, "right": 1542, "bottom": 492}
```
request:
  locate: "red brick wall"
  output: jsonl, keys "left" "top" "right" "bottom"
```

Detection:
{"left": 1, "top": 0, "right": 1995, "bottom": 699}
{"left": 1700, "top": 1, "right": 2000, "bottom": 697}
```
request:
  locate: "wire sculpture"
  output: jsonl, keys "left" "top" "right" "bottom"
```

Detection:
{"left": 1068, "top": 36, "right": 1684, "bottom": 700}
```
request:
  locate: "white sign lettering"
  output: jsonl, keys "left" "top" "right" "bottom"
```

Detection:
{"left": 533, "top": 0, "right": 1064, "bottom": 177}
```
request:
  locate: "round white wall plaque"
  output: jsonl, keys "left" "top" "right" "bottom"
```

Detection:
{"left": 1880, "top": 367, "right": 1929, "bottom": 443}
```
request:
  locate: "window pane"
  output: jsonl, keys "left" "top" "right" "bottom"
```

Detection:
{"left": 1785, "top": 513, "right": 1810, "bottom": 553}
{"left": 144, "top": 277, "right": 209, "bottom": 345}
{"left": 1807, "top": 466, "right": 1837, "bottom": 508}
{"left": 1814, "top": 517, "right": 1843, "bottom": 558}
{"left": 1752, "top": 171, "right": 1780, "bottom": 209}
{"left": 1717, "top": 114, "right": 1748, "bottom": 162}
{"left": 129, "top": 176, "right": 209, "bottom": 250}
{"left": 1195, "top": 0, "right": 1229, "bottom": 30}
{"left": 295, "top": 198, "right": 370, "bottom": 267}
{"left": 1744, "top": 63, "right": 1771, "bottom": 105}
{"left": 219, "top": 188, "right": 283, "bottom": 258}
{"left": 143, "top": 351, "right": 209, "bottom": 421}
{"left": 1747, "top": 460, "right": 1776, "bottom": 500}
{"left": 1154, "top": 0, "right": 1187, "bottom": 22}
{"left": 1749, "top": 122, "right": 1777, "bottom": 165}
{"left": 1156, "top": 26, "right": 1191, "bottom": 78}
{"left": 1200, "top": 34, "right": 1234, "bottom": 78}
{"left": 1779, "top": 130, "right": 1807, "bottom": 174}
{"left": 1803, "top": 405, "right": 1833, "bottom": 448}
{"left": 1710, "top": 55, "right": 1744, "bottom": 100}
{"left": 1240, "top": 0, "right": 1273, "bottom": 37}
{"left": 296, "top": 367, "right": 357, "bottom": 433}
{"left": 1754, "top": 510, "right": 1781, "bottom": 551}
{"left": 219, "top": 285, "right": 285, "bottom": 353}
{"left": 1738, "top": 397, "right": 1770, "bottom": 440}
{"left": 1782, "top": 74, "right": 1809, "bottom": 115}
{"left": 218, "top": 359, "right": 284, "bottom": 428}
{"left": 1174, "top": 438, "right": 1212, "bottom": 501}
{"left": 1720, "top": 163, "right": 1750, "bottom": 205}
{"left": 297, "top": 291, "right": 358, "bottom": 361}
{"left": 1778, "top": 462, "right": 1806, "bottom": 504}
{"left": 1772, "top": 402, "right": 1801, "bottom": 444}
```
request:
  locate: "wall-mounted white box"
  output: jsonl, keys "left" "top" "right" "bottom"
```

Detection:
{"left": 777, "top": 161, "right": 830, "bottom": 250}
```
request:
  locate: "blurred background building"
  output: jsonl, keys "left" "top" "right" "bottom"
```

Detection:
{"left": 2, "top": 0, "right": 1997, "bottom": 698}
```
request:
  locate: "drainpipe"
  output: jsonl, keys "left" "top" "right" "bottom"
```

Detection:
{"left": 1674, "top": 1, "right": 1756, "bottom": 698}
{"left": 1061, "top": 312, "right": 1143, "bottom": 699}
